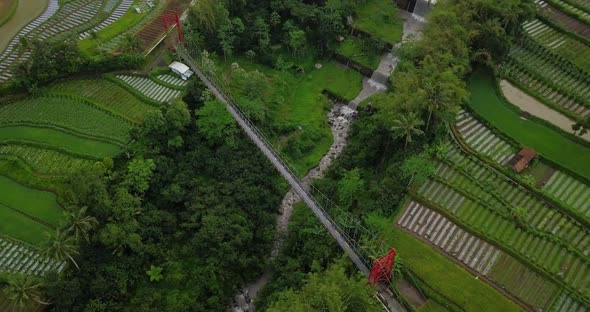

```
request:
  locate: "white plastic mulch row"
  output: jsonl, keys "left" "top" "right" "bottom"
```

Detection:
{"left": 98, "top": 0, "right": 157, "bottom": 51}
{"left": 397, "top": 201, "right": 502, "bottom": 276}
{"left": 455, "top": 110, "right": 515, "bottom": 165}
{"left": 544, "top": 171, "right": 590, "bottom": 216}
{"left": 116, "top": 75, "right": 181, "bottom": 103}
{"left": 157, "top": 74, "right": 188, "bottom": 87}
{"left": 79, "top": 0, "right": 134, "bottom": 39}
{"left": 0, "top": 238, "right": 65, "bottom": 276}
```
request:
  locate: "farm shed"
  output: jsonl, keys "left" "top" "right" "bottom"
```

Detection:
{"left": 169, "top": 61, "right": 193, "bottom": 80}
{"left": 510, "top": 147, "right": 537, "bottom": 173}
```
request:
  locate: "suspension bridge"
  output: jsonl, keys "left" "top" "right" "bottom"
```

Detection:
{"left": 175, "top": 44, "right": 406, "bottom": 311}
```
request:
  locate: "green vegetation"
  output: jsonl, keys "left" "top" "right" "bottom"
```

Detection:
{"left": 468, "top": 69, "right": 590, "bottom": 181}
{"left": 354, "top": 0, "right": 403, "bottom": 44}
{"left": 337, "top": 38, "right": 382, "bottom": 70}
{"left": 0, "top": 126, "right": 119, "bottom": 157}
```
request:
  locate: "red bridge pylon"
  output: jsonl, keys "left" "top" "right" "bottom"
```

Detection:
{"left": 369, "top": 248, "right": 397, "bottom": 285}
{"left": 162, "top": 12, "right": 183, "bottom": 44}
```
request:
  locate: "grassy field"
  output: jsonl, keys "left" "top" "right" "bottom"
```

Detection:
{"left": 355, "top": 0, "right": 403, "bottom": 44}
{"left": 468, "top": 69, "right": 590, "bottom": 181}
{"left": 374, "top": 215, "right": 525, "bottom": 312}
{"left": 337, "top": 38, "right": 382, "bottom": 70}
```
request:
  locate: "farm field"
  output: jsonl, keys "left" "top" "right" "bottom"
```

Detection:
{"left": 468, "top": 69, "right": 590, "bottom": 181}
{"left": 375, "top": 212, "right": 525, "bottom": 312}
{"left": 354, "top": 0, "right": 403, "bottom": 44}
{"left": 523, "top": 19, "right": 590, "bottom": 72}
{"left": 412, "top": 141, "right": 590, "bottom": 304}
{"left": 397, "top": 201, "right": 559, "bottom": 310}
{"left": 539, "top": 0, "right": 590, "bottom": 38}
{"left": 115, "top": 75, "right": 182, "bottom": 103}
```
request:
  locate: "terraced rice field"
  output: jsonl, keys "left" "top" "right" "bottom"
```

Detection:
{"left": 116, "top": 75, "right": 182, "bottom": 103}
{"left": 455, "top": 111, "right": 516, "bottom": 165}
{"left": 0, "top": 238, "right": 64, "bottom": 276}
{"left": 397, "top": 201, "right": 559, "bottom": 310}
{"left": 544, "top": 171, "right": 590, "bottom": 219}
{"left": 523, "top": 19, "right": 590, "bottom": 72}
{"left": 0, "top": 95, "right": 133, "bottom": 145}
{"left": 538, "top": 0, "right": 590, "bottom": 38}
{"left": 414, "top": 142, "right": 590, "bottom": 302}
{"left": 156, "top": 74, "right": 188, "bottom": 87}
{"left": 46, "top": 78, "right": 159, "bottom": 122}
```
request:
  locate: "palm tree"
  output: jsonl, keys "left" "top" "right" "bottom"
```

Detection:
{"left": 391, "top": 113, "right": 425, "bottom": 150}
{"left": 65, "top": 206, "right": 98, "bottom": 243}
{"left": 42, "top": 229, "right": 80, "bottom": 270}
{"left": 511, "top": 206, "right": 529, "bottom": 228}
{"left": 423, "top": 81, "right": 446, "bottom": 131}
{"left": 2, "top": 274, "right": 51, "bottom": 307}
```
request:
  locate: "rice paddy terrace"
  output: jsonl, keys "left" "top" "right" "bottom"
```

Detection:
{"left": 0, "top": 73, "right": 183, "bottom": 276}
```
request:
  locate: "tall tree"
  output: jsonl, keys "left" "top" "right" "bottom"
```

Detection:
{"left": 64, "top": 206, "right": 99, "bottom": 243}
{"left": 390, "top": 113, "right": 425, "bottom": 150}
{"left": 42, "top": 229, "right": 80, "bottom": 270}
{"left": 2, "top": 274, "right": 51, "bottom": 307}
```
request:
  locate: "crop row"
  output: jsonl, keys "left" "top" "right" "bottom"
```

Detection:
{"left": 46, "top": 78, "right": 158, "bottom": 122}
{"left": 0, "top": 95, "right": 132, "bottom": 144}
{"left": 0, "top": 238, "right": 64, "bottom": 276}
{"left": 508, "top": 40, "right": 590, "bottom": 104}
{"left": 523, "top": 19, "right": 590, "bottom": 72}
{"left": 0, "top": 142, "right": 95, "bottom": 176}
{"left": 116, "top": 75, "right": 182, "bottom": 103}
{"left": 455, "top": 112, "right": 516, "bottom": 165}
{"left": 502, "top": 62, "right": 590, "bottom": 120}
{"left": 156, "top": 74, "right": 188, "bottom": 87}
{"left": 544, "top": 171, "right": 590, "bottom": 217}
{"left": 551, "top": 291, "right": 589, "bottom": 312}
{"left": 397, "top": 201, "right": 559, "bottom": 309}
{"left": 547, "top": 0, "right": 590, "bottom": 19}
{"left": 416, "top": 144, "right": 590, "bottom": 299}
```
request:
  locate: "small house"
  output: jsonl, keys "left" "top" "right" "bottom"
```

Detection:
{"left": 169, "top": 61, "right": 194, "bottom": 81}
{"left": 510, "top": 147, "right": 537, "bottom": 173}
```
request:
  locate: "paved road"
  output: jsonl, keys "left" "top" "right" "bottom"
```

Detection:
{"left": 177, "top": 48, "right": 405, "bottom": 312}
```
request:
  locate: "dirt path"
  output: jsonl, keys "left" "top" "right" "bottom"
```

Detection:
{"left": 0, "top": 0, "right": 48, "bottom": 52}
{"left": 500, "top": 80, "right": 590, "bottom": 142}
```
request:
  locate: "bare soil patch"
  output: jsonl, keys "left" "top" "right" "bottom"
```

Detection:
{"left": 0, "top": 0, "right": 47, "bottom": 52}
{"left": 500, "top": 80, "right": 590, "bottom": 142}
{"left": 0, "top": 0, "right": 16, "bottom": 20}
{"left": 545, "top": 3, "right": 590, "bottom": 39}
{"left": 396, "top": 279, "right": 427, "bottom": 307}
